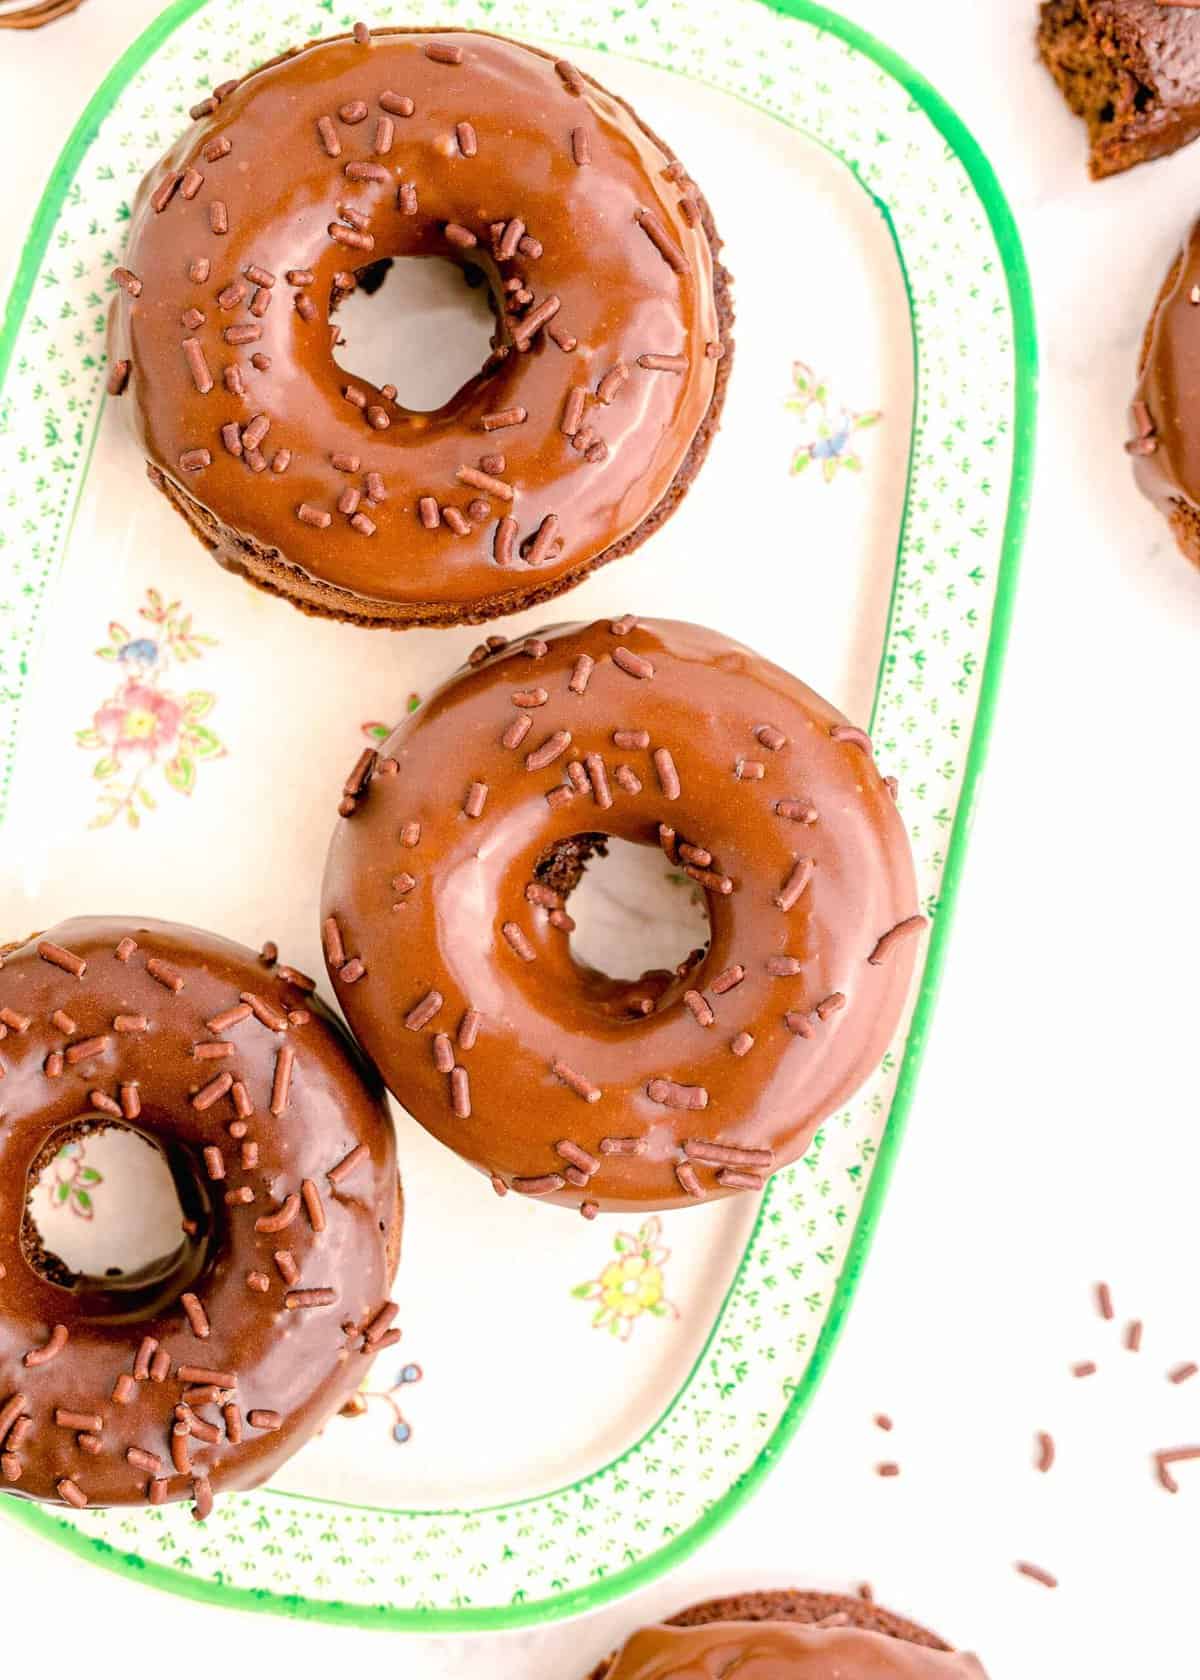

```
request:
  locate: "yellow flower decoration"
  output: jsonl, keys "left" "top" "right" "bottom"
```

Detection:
{"left": 573, "top": 1216, "right": 680, "bottom": 1341}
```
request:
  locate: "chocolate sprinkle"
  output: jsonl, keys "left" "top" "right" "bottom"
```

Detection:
{"left": 597, "top": 363, "right": 629, "bottom": 404}
{"left": 717, "top": 1168, "right": 764, "bottom": 1190}
{"left": 482, "top": 407, "right": 526, "bottom": 431}
{"left": 613, "top": 647, "right": 654, "bottom": 680}
{"left": 555, "top": 59, "right": 585, "bottom": 93}
{"left": 675, "top": 1162, "right": 705, "bottom": 1199}
{"left": 683, "top": 990, "right": 714, "bottom": 1027}
{"left": 457, "top": 465, "right": 513, "bottom": 501}
{"left": 301, "top": 1178, "right": 327, "bottom": 1233}
{"left": 775, "top": 856, "right": 815, "bottom": 912}
{"left": 525, "top": 512, "right": 561, "bottom": 567}
{"left": 513, "top": 294, "right": 562, "bottom": 350}
{"left": 526, "top": 730, "right": 572, "bottom": 771}
{"left": 112, "top": 265, "right": 143, "bottom": 298}
{"left": 405, "top": 991, "right": 444, "bottom": 1031}
{"left": 1156, "top": 1446, "right": 1200, "bottom": 1493}
{"left": 182, "top": 339, "right": 214, "bottom": 395}
{"left": 192, "top": 1071, "right": 232, "bottom": 1112}
{"left": 502, "top": 923, "right": 536, "bottom": 962}
{"left": 634, "top": 207, "right": 690, "bottom": 274}
{"left": 653, "top": 747, "right": 681, "bottom": 800}
{"left": 637, "top": 352, "right": 688, "bottom": 373}
{"left": 868, "top": 915, "right": 927, "bottom": 965}
{"left": 512, "top": 1174, "right": 566, "bottom": 1196}
{"left": 502, "top": 714, "right": 532, "bottom": 750}
{"left": 647, "top": 1078, "right": 708, "bottom": 1110}
{"left": 181, "top": 1292, "right": 210, "bottom": 1339}
{"left": 255, "top": 1194, "right": 300, "bottom": 1234}
{"left": 552, "top": 1060, "right": 602, "bottom": 1103}
{"left": 831, "top": 724, "right": 873, "bottom": 756}
{"left": 777, "top": 798, "right": 818, "bottom": 825}
{"left": 285, "top": 1288, "right": 337, "bottom": 1311}
{"left": 150, "top": 172, "right": 181, "bottom": 214}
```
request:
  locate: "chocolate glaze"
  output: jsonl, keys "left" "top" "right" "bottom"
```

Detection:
{"left": 586, "top": 1589, "right": 964, "bottom": 1679}
{"left": 1131, "top": 216, "right": 1200, "bottom": 566}
{"left": 322, "top": 617, "right": 923, "bottom": 1214}
{"left": 108, "top": 27, "right": 730, "bottom": 626}
{"left": 0, "top": 918, "right": 399, "bottom": 1512}
{"left": 597, "top": 1622, "right": 987, "bottom": 1680}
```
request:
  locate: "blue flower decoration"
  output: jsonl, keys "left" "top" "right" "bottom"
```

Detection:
{"left": 118, "top": 637, "right": 159, "bottom": 669}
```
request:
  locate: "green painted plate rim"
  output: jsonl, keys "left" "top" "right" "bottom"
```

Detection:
{"left": 0, "top": 0, "right": 1038, "bottom": 1632}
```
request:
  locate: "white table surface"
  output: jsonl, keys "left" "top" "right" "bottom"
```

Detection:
{"left": 1, "top": 2, "right": 1198, "bottom": 1674}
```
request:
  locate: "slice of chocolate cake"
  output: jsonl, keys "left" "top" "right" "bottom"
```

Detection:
{"left": 1039, "top": 1, "right": 1200, "bottom": 178}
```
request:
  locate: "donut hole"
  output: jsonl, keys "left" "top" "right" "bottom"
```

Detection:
{"left": 22, "top": 1121, "right": 208, "bottom": 1316}
{"left": 540, "top": 834, "right": 713, "bottom": 1005}
{"left": 330, "top": 254, "right": 498, "bottom": 412}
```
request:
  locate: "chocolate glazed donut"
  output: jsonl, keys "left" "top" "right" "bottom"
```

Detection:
{"left": 0, "top": 918, "right": 400, "bottom": 1516}
{"left": 1130, "top": 217, "right": 1200, "bottom": 568}
{"left": 585, "top": 1590, "right": 988, "bottom": 1680}
{"left": 322, "top": 618, "right": 925, "bottom": 1215}
{"left": 106, "top": 26, "right": 732, "bottom": 627}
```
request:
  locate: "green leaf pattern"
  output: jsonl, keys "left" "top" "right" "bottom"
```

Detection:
{"left": 44, "top": 1141, "right": 104, "bottom": 1223}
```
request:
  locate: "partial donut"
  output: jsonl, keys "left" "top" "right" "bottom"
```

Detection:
{"left": 0, "top": 918, "right": 400, "bottom": 1516}
{"left": 106, "top": 26, "right": 732, "bottom": 627}
{"left": 1129, "top": 217, "right": 1200, "bottom": 570}
{"left": 583, "top": 1589, "right": 988, "bottom": 1680}
{"left": 322, "top": 617, "right": 925, "bottom": 1214}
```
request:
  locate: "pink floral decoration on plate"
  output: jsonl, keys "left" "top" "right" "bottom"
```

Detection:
{"left": 75, "top": 587, "right": 227, "bottom": 829}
